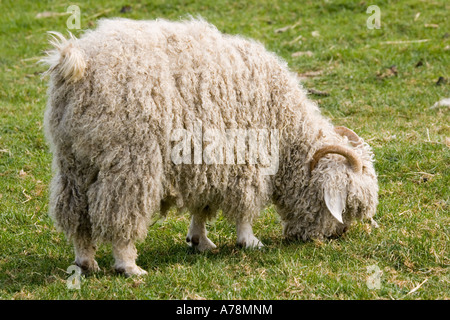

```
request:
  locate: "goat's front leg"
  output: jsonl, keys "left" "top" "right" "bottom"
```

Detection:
{"left": 236, "top": 219, "right": 263, "bottom": 249}
{"left": 186, "top": 214, "right": 217, "bottom": 252}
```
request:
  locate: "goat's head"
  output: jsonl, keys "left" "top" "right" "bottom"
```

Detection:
{"left": 283, "top": 126, "right": 379, "bottom": 240}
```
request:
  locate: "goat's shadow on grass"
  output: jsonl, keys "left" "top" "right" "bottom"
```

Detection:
{"left": 134, "top": 235, "right": 308, "bottom": 272}
{"left": 104, "top": 235, "right": 331, "bottom": 273}
{"left": 133, "top": 227, "right": 372, "bottom": 275}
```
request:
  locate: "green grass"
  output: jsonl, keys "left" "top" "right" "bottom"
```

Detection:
{"left": 0, "top": 0, "right": 448, "bottom": 300}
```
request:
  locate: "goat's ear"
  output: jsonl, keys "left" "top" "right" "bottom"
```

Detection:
{"left": 324, "top": 186, "right": 347, "bottom": 224}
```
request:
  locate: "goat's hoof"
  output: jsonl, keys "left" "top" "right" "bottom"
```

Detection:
{"left": 115, "top": 264, "right": 148, "bottom": 277}
{"left": 237, "top": 236, "right": 264, "bottom": 249}
{"left": 186, "top": 235, "right": 217, "bottom": 252}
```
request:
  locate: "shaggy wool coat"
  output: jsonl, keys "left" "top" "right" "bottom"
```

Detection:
{"left": 43, "top": 18, "right": 378, "bottom": 244}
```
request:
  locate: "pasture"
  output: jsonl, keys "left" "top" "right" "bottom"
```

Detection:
{"left": 0, "top": 0, "right": 448, "bottom": 299}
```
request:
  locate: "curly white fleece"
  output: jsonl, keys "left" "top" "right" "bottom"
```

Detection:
{"left": 42, "top": 18, "right": 378, "bottom": 246}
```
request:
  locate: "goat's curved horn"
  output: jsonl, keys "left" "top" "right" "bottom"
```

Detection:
{"left": 334, "top": 126, "right": 362, "bottom": 146}
{"left": 310, "top": 145, "right": 362, "bottom": 173}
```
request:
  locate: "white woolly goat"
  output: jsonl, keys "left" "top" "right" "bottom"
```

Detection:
{"left": 42, "top": 18, "right": 378, "bottom": 276}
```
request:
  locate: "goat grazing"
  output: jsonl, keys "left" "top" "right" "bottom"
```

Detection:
{"left": 42, "top": 18, "right": 378, "bottom": 276}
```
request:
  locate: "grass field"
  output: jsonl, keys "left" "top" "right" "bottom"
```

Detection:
{"left": 0, "top": 0, "right": 448, "bottom": 300}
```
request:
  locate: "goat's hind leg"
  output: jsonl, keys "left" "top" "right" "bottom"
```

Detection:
{"left": 73, "top": 232, "right": 99, "bottom": 273}
{"left": 50, "top": 171, "right": 100, "bottom": 274}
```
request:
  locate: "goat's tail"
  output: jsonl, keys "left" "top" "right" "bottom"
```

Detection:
{"left": 41, "top": 31, "right": 86, "bottom": 82}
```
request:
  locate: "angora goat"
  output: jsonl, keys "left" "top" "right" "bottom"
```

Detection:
{"left": 42, "top": 18, "right": 378, "bottom": 276}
